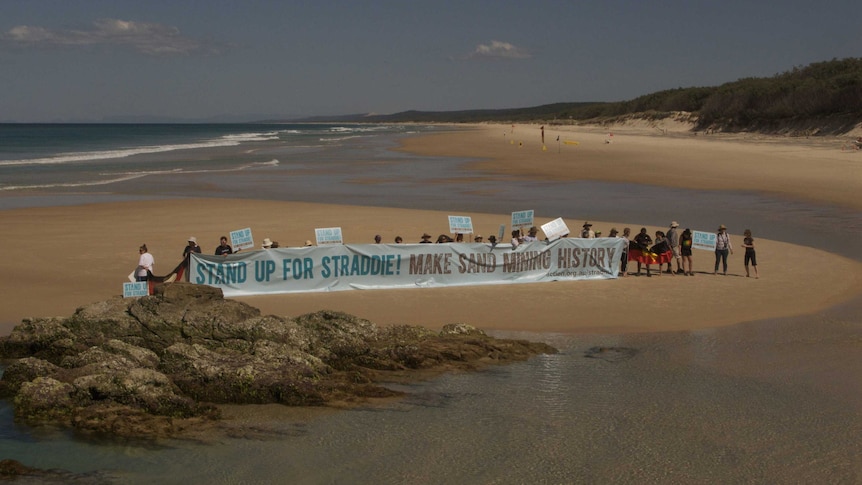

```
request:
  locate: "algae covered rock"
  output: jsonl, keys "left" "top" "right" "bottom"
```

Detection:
{"left": 0, "top": 282, "right": 556, "bottom": 439}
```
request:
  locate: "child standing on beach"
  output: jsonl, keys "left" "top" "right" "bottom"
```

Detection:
{"left": 742, "top": 229, "right": 759, "bottom": 278}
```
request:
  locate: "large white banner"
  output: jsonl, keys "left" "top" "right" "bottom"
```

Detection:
{"left": 190, "top": 238, "right": 626, "bottom": 296}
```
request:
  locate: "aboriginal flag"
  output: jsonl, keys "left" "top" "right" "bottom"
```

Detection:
{"left": 145, "top": 259, "right": 187, "bottom": 294}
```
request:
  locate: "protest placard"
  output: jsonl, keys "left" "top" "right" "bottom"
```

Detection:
{"left": 230, "top": 228, "right": 254, "bottom": 251}
{"left": 315, "top": 227, "right": 343, "bottom": 245}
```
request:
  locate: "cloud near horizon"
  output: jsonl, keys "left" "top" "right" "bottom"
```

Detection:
{"left": 1, "top": 18, "right": 216, "bottom": 55}
{"left": 467, "top": 40, "right": 531, "bottom": 60}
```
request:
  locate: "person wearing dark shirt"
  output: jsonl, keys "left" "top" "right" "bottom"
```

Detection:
{"left": 215, "top": 236, "right": 233, "bottom": 256}
{"left": 182, "top": 236, "right": 202, "bottom": 281}
{"left": 183, "top": 236, "right": 202, "bottom": 258}
{"left": 633, "top": 227, "right": 653, "bottom": 277}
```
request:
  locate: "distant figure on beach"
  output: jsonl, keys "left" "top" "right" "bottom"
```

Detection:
{"left": 680, "top": 228, "right": 694, "bottom": 276}
{"left": 136, "top": 244, "right": 154, "bottom": 282}
{"left": 511, "top": 229, "right": 522, "bottom": 249}
{"left": 714, "top": 225, "right": 733, "bottom": 275}
{"left": 374, "top": 235, "right": 382, "bottom": 244}
{"left": 182, "top": 236, "right": 201, "bottom": 259}
{"left": 215, "top": 236, "right": 233, "bottom": 256}
{"left": 394, "top": 236, "right": 403, "bottom": 244}
{"left": 634, "top": 227, "right": 653, "bottom": 276}
{"left": 420, "top": 233, "right": 432, "bottom": 243}
{"left": 742, "top": 229, "right": 759, "bottom": 278}
{"left": 666, "top": 221, "right": 681, "bottom": 274}
{"left": 581, "top": 222, "right": 595, "bottom": 239}
{"left": 619, "top": 227, "right": 631, "bottom": 277}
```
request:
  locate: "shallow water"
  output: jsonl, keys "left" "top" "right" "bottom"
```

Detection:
{"left": 4, "top": 306, "right": 858, "bottom": 484}
{"left": 1, "top": 125, "right": 861, "bottom": 482}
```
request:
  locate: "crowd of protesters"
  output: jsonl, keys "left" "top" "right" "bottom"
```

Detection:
{"left": 136, "top": 222, "right": 758, "bottom": 280}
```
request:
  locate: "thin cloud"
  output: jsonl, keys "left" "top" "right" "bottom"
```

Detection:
{"left": 467, "top": 40, "right": 531, "bottom": 60}
{"left": 2, "top": 18, "right": 218, "bottom": 55}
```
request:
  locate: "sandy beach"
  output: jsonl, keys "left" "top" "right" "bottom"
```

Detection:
{"left": 2, "top": 123, "right": 861, "bottom": 336}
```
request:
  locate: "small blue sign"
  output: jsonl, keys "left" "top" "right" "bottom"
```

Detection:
{"left": 123, "top": 282, "right": 149, "bottom": 298}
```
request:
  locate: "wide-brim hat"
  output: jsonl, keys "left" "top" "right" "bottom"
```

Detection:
{"left": 304, "top": 240, "right": 313, "bottom": 246}
{"left": 670, "top": 221, "right": 679, "bottom": 228}
{"left": 583, "top": 222, "right": 592, "bottom": 227}
{"left": 188, "top": 236, "right": 197, "bottom": 243}
{"left": 528, "top": 226, "right": 538, "bottom": 233}
{"left": 262, "top": 238, "right": 273, "bottom": 247}
{"left": 421, "top": 233, "right": 431, "bottom": 238}
{"left": 718, "top": 224, "right": 727, "bottom": 231}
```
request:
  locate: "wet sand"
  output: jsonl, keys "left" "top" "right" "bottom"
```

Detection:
{"left": 2, "top": 122, "right": 862, "bottom": 335}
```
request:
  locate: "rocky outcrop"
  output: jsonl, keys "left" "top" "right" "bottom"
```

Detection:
{"left": 0, "top": 283, "right": 555, "bottom": 439}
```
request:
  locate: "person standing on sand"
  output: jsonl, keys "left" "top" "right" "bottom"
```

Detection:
{"left": 619, "top": 227, "right": 631, "bottom": 277}
{"left": 183, "top": 236, "right": 201, "bottom": 258}
{"left": 742, "top": 229, "right": 759, "bottom": 278}
{"left": 634, "top": 227, "right": 653, "bottom": 277}
{"left": 136, "top": 244, "right": 154, "bottom": 282}
{"left": 680, "top": 228, "right": 694, "bottom": 276}
{"left": 215, "top": 236, "right": 233, "bottom": 256}
{"left": 714, "top": 225, "right": 733, "bottom": 275}
{"left": 511, "top": 229, "right": 522, "bottom": 249}
{"left": 666, "top": 221, "right": 681, "bottom": 274}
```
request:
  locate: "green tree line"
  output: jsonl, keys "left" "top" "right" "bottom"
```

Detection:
{"left": 332, "top": 58, "right": 862, "bottom": 134}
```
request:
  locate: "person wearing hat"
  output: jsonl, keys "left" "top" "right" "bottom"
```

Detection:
{"left": 580, "top": 222, "right": 595, "bottom": 239}
{"left": 181, "top": 236, "right": 201, "bottom": 281}
{"left": 714, "top": 224, "right": 733, "bottom": 275}
{"left": 419, "top": 233, "right": 432, "bottom": 244}
{"left": 474, "top": 235, "right": 484, "bottom": 243}
{"left": 304, "top": 240, "right": 314, "bottom": 247}
{"left": 261, "top": 238, "right": 273, "bottom": 249}
{"left": 666, "top": 221, "right": 682, "bottom": 275}
{"left": 522, "top": 226, "right": 539, "bottom": 242}
{"left": 182, "top": 236, "right": 201, "bottom": 258}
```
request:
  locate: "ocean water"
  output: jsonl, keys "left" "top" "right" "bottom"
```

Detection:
{"left": 0, "top": 123, "right": 434, "bottom": 193}
{"left": 1, "top": 123, "right": 861, "bottom": 483}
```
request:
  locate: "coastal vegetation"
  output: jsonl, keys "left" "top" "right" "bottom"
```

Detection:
{"left": 304, "top": 58, "right": 862, "bottom": 135}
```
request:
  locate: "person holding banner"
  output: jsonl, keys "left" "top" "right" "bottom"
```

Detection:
{"left": 511, "top": 229, "right": 523, "bottom": 249}
{"left": 633, "top": 228, "right": 653, "bottom": 277}
{"left": 681, "top": 228, "right": 694, "bottom": 276}
{"left": 522, "top": 226, "right": 539, "bottom": 242}
{"left": 619, "top": 227, "right": 631, "bottom": 277}
{"left": 182, "top": 237, "right": 201, "bottom": 258}
{"left": 136, "top": 244, "right": 154, "bottom": 282}
{"left": 714, "top": 225, "right": 733, "bottom": 275}
{"left": 215, "top": 236, "right": 233, "bottom": 256}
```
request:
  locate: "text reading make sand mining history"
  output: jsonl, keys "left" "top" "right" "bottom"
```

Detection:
{"left": 188, "top": 238, "right": 625, "bottom": 295}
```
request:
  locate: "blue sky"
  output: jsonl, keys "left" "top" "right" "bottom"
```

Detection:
{"left": 1, "top": 1, "right": 858, "bottom": 122}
